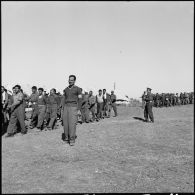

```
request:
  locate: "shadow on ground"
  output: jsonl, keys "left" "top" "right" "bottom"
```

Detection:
{"left": 133, "top": 117, "right": 146, "bottom": 122}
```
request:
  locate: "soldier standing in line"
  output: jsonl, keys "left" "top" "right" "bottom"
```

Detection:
{"left": 96, "top": 89, "right": 104, "bottom": 120}
{"left": 46, "top": 88, "right": 59, "bottom": 130}
{"left": 175, "top": 93, "right": 179, "bottom": 105}
{"left": 180, "top": 93, "right": 184, "bottom": 105}
{"left": 108, "top": 90, "right": 117, "bottom": 117}
{"left": 88, "top": 90, "right": 97, "bottom": 122}
{"left": 81, "top": 91, "right": 90, "bottom": 123}
{"left": 184, "top": 92, "right": 189, "bottom": 104}
{"left": 143, "top": 87, "right": 154, "bottom": 123}
{"left": 36, "top": 88, "right": 47, "bottom": 130}
{"left": 155, "top": 93, "right": 160, "bottom": 107}
{"left": 56, "top": 92, "right": 62, "bottom": 120}
{"left": 62, "top": 75, "right": 82, "bottom": 146}
{"left": 102, "top": 89, "right": 111, "bottom": 118}
{"left": 189, "top": 92, "right": 194, "bottom": 104}
{"left": 165, "top": 93, "right": 170, "bottom": 107}
{"left": 5, "top": 85, "right": 27, "bottom": 137}
{"left": 20, "top": 89, "right": 27, "bottom": 120}
{"left": 21, "top": 89, "right": 30, "bottom": 121}
{"left": 161, "top": 93, "right": 165, "bottom": 107}
{"left": 43, "top": 92, "right": 50, "bottom": 127}
{"left": 169, "top": 93, "right": 172, "bottom": 106}
{"left": 28, "top": 86, "right": 39, "bottom": 129}
{"left": 171, "top": 94, "right": 175, "bottom": 106}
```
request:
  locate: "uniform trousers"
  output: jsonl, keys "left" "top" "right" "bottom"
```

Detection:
{"left": 81, "top": 106, "right": 90, "bottom": 122}
{"left": 7, "top": 104, "right": 27, "bottom": 134}
{"left": 63, "top": 105, "right": 78, "bottom": 142}
{"left": 108, "top": 103, "right": 117, "bottom": 117}
{"left": 48, "top": 104, "right": 58, "bottom": 129}
{"left": 89, "top": 105, "right": 96, "bottom": 121}
{"left": 30, "top": 104, "right": 38, "bottom": 128}
{"left": 144, "top": 102, "right": 154, "bottom": 122}
{"left": 37, "top": 105, "right": 46, "bottom": 129}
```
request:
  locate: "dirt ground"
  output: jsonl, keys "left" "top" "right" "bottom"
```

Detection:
{"left": 2, "top": 104, "right": 194, "bottom": 193}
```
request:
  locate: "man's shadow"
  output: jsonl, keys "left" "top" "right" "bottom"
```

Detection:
{"left": 133, "top": 117, "right": 146, "bottom": 122}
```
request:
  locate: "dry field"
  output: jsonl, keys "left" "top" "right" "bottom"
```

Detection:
{"left": 2, "top": 104, "right": 194, "bottom": 193}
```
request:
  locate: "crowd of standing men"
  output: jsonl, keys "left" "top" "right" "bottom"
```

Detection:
{"left": 1, "top": 75, "right": 118, "bottom": 146}
{"left": 2, "top": 78, "right": 193, "bottom": 144}
{"left": 142, "top": 91, "right": 194, "bottom": 108}
{"left": 141, "top": 89, "right": 194, "bottom": 123}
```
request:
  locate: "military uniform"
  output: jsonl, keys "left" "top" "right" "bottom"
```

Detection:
{"left": 56, "top": 94, "right": 62, "bottom": 119}
{"left": 6, "top": 92, "right": 27, "bottom": 135}
{"left": 29, "top": 92, "right": 39, "bottom": 128}
{"left": 143, "top": 88, "right": 154, "bottom": 122}
{"left": 37, "top": 95, "right": 47, "bottom": 129}
{"left": 161, "top": 94, "right": 165, "bottom": 107}
{"left": 88, "top": 94, "right": 96, "bottom": 122}
{"left": 103, "top": 92, "right": 111, "bottom": 118}
{"left": 44, "top": 94, "right": 50, "bottom": 124}
{"left": 155, "top": 93, "right": 160, "bottom": 107}
{"left": 81, "top": 93, "right": 90, "bottom": 123}
{"left": 47, "top": 93, "right": 59, "bottom": 129}
{"left": 108, "top": 93, "right": 117, "bottom": 117}
{"left": 180, "top": 93, "right": 184, "bottom": 105}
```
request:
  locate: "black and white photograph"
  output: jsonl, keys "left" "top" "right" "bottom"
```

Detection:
{"left": 1, "top": 1, "right": 194, "bottom": 193}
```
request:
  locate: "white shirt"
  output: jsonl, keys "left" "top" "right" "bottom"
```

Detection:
{"left": 96, "top": 94, "right": 103, "bottom": 103}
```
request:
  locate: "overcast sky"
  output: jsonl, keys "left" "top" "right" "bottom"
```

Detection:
{"left": 1, "top": 1, "right": 194, "bottom": 98}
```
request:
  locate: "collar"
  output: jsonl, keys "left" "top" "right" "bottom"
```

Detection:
{"left": 68, "top": 85, "right": 75, "bottom": 89}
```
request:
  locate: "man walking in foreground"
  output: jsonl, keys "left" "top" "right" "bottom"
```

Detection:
{"left": 62, "top": 75, "right": 82, "bottom": 146}
{"left": 143, "top": 87, "right": 154, "bottom": 123}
